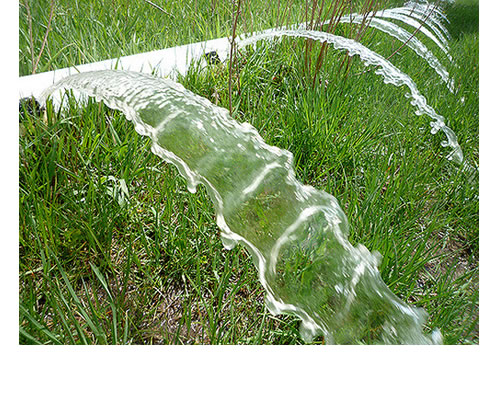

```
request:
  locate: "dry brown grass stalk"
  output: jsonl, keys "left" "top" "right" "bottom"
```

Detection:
{"left": 228, "top": 0, "right": 243, "bottom": 115}
{"left": 23, "top": 0, "right": 56, "bottom": 74}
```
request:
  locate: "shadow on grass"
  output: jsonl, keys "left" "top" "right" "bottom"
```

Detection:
{"left": 445, "top": 0, "right": 479, "bottom": 39}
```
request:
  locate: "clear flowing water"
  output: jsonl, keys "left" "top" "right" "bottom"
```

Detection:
{"left": 238, "top": 29, "right": 463, "bottom": 163}
{"left": 337, "top": 14, "right": 454, "bottom": 91}
{"left": 42, "top": 69, "right": 443, "bottom": 344}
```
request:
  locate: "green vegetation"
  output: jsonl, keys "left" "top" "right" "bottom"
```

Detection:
{"left": 19, "top": 0, "right": 478, "bottom": 344}
{"left": 19, "top": 0, "right": 306, "bottom": 76}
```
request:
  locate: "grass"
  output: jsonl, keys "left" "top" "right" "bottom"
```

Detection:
{"left": 19, "top": 0, "right": 478, "bottom": 344}
{"left": 19, "top": 0, "right": 310, "bottom": 76}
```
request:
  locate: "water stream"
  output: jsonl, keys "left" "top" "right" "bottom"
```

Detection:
{"left": 393, "top": 1, "right": 452, "bottom": 40}
{"left": 373, "top": 8, "right": 452, "bottom": 61}
{"left": 42, "top": 69, "right": 444, "bottom": 344}
{"left": 390, "top": 7, "right": 451, "bottom": 45}
{"left": 337, "top": 14, "right": 454, "bottom": 91}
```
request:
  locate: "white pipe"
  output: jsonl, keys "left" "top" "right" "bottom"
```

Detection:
{"left": 18, "top": 36, "right": 232, "bottom": 104}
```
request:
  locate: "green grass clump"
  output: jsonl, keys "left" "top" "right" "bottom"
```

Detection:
{"left": 19, "top": 1, "right": 478, "bottom": 344}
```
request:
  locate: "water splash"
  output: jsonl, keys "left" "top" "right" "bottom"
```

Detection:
{"left": 337, "top": 14, "right": 454, "bottom": 91}
{"left": 238, "top": 29, "right": 463, "bottom": 163}
{"left": 42, "top": 70, "right": 442, "bottom": 344}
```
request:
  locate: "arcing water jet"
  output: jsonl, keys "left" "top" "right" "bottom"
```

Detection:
{"left": 238, "top": 29, "right": 463, "bottom": 163}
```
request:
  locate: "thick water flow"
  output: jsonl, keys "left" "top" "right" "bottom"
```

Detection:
{"left": 238, "top": 29, "right": 463, "bottom": 163}
{"left": 42, "top": 70, "right": 443, "bottom": 344}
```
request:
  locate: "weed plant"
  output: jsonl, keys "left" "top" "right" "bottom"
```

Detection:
{"left": 19, "top": 0, "right": 478, "bottom": 344}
